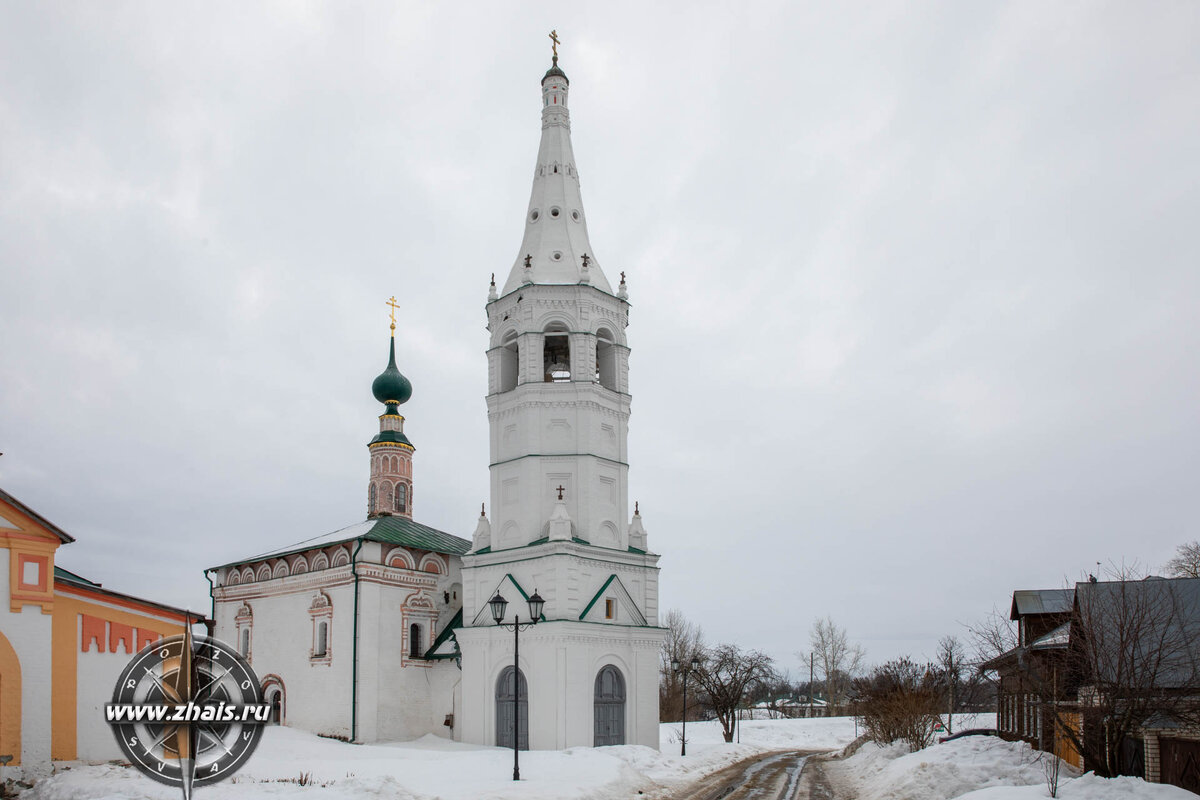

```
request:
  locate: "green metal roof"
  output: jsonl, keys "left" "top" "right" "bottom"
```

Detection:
{"left": 368, "top": 430, "right": 415, "bottom": 448}
{"left": 365, "top": 515, "right": 470, "bottom": 555}
{"left": 424, "top": 609, "right": 463, "bottom": 660}
{"left": 54, "top": 565, "right": 100, "bottom": 587}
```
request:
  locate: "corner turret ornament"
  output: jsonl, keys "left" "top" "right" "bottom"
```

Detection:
{"left": 522, "top": 253, "right": 534, "bottom": 285}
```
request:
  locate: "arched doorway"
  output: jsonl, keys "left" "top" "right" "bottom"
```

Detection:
{"left": 594, "top": 665, "right": 625, "bottom": 746}
{"left": 495, "top": 666, "right": 528, "bottom": 750}
{"left": 0, "top": 632, "right": 21, "bottom": 765}
{"left": 260, "top": 676, "right": 285, "bottom": 725}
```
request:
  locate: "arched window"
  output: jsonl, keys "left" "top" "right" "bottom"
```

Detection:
{"left": 314, "top": 621, "right": 328, "bottom": 657}
{"left": 594, "top": 665, "right": 626, "bottom": 746}
{"left": 368, "top": 483, "right": 377, "bottom": 515}
{"left": 499, "top": 331, "right": 519, "bottom": 392}
{"left": 409, "top": 623, "right": 423, "bottom": 658}
{"left": 596, "top": 328, "right": 617, "bottom": 391}
{"left": 543, "top": 324, "right": 571, "bottom": 382}
{"left": 395, "top": 483, "right": 407, "bottom": 513}
{"left": 496, "top": 666, "right": 529, "bottom": 750}
{"left": 241, "top": 628, "right": 250, "bottom": 657}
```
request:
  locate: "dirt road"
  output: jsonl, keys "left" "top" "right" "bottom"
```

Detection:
{"left": 666, "top": 750, "right": 840, "bottom": 800}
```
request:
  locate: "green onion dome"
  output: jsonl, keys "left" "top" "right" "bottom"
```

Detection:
{"left": 543, "top": 56, "right": 569, "bottom": 85}
{"left": 372, "top": 337, "right": 412, "bottom": 407}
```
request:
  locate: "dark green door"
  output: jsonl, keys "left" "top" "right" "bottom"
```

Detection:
{"left": 594, "top": 666, "right": 625, "bottom": 746}
{"left": 495, "top": 666, "right": 528, "bottom": 750}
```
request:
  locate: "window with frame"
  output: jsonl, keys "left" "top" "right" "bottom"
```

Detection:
{"left": 314, "top": 621, "right": 328, "bottom": 657}
{"left": 605, "top": 598, "right": 616, "bottom": 620}
{"left": 409, "top": 623, "right": 423, "bottom": 658}
{"left": 309, "top": 591, "right": 333, "bottom": 664}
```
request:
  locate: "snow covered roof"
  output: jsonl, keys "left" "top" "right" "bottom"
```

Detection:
{"left": 1030, "top": 621, "right": 1070, "bottom": 650}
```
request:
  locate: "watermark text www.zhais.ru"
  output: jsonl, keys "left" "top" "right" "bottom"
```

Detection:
{"left": 105, "top": 702, "right": 272, "bottom": 723}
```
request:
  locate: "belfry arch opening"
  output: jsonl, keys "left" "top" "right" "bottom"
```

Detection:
{"left": 543, "top": 323, "right": 571, "bottom": 383}
{"left": 596, "top": 328, "right": 617, "bottom": 391}
{"left": 499, "top": 331, "right": 519, "bottom": 392}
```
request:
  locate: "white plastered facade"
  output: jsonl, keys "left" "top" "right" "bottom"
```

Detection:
{"left": 458, "top": 57, "right": 666, "bottom": 750}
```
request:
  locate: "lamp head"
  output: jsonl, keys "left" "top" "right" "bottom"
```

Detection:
{"left": 489, "top": 592, "right": 508, "bottom": 625}
{"left": 527, "top": 590, "right": 545, "bottom": 622}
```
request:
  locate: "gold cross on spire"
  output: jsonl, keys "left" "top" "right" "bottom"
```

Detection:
{"left": 549, "top": 29, "right": 560, "bottom": 59}
{"left": 386, "top": 296, "right": 400, "bottom": 335}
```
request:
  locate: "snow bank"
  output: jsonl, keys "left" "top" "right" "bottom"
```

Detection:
{"left": 22, "top": 717, "right": 858, "bottom": 800}
{"left": 844, "top": 736, "right": 1054, "bottom": 800}
{"left": 839, "top": 731, "right": 1192, "bottom": 800}
{"left": 958, "top": 772, "right": 1200, "bottom": 799}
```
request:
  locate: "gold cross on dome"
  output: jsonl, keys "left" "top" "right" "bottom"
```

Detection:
{"left": 549, "top": 30, "right": 560, "bottom": 58}
{"left": 386, "top": 296, "right": 400, "bottom": 334}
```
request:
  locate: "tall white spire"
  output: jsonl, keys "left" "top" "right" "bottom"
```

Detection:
{"left": 499, "top": 55, "right": 613, "bottom": 295}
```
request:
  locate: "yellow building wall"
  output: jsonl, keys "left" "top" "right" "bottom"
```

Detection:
{"left": 50, "top": 588, "right": 188, "bottom": 760}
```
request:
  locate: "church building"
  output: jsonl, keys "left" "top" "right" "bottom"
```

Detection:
{"left": 207, "top": 44, "right": 664, "bottom": 750}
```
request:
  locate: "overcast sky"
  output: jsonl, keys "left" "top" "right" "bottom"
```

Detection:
{"left": 3, "top": 2, "right": 1198, "bottom": 675}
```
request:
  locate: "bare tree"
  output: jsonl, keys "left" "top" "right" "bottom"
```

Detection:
{"left": 805, "top": 616, "right": 865, "bottom": 709}
{"left": 692, "top": 644, "right": 776, "bottom": 742}
{"left": 967, "top": 606, "right": 1018, "bottom": 665}
{"left": 936, "top": 635, "right": 965, "bottom": 732}
{"left": 855, "top": 657, "right": 942, "bottom": 752}
{"left": 1166, "top": 541, "right": 1200, "bottom": 578}
{"left": 659, "top": 609, "right": 704, "bottom": 722}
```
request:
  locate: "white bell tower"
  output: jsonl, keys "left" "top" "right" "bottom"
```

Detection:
{"left": 456, "top": 42, "right": 664, "bottom": 751}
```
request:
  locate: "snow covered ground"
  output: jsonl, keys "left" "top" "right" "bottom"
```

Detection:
{"left": 830, "top": 733, "right": 1196, "bottom": 800}
{"left": 22, "top": 718, "right": 858, "bottom": 800}
{"left": 20, "top": 715, "right": 1192, "bottom": 799}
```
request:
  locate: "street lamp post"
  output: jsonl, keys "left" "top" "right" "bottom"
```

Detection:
{"left": 671, "top": 655, "right": 700, "bottom": 756}
{"left": 489, "top": 589, "right": 545, "bottom": 781}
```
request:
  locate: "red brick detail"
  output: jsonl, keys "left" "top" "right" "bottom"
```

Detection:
{"left": 137, "top": 628, "right": 160, "bottom": 651}
{"left": 81, "top": 614, "right": 106, "bottom": 652}
{"left": 109, "top": 621, "right": 134, "bottom": 654}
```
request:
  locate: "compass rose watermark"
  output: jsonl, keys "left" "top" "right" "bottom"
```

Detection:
{"left": 106, "top": 624, "right": 270, "bottom": 798}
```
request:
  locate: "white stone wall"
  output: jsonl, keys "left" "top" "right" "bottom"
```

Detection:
{"left": 462, "top": 543, "right": 659, "bottom": 630}
{"left": 456, "top": 621, "right": 663, "bottom": 749}
{"left": 214, "top": 566, "right": 357, "bottom": 739}
{"left": 0, "top": 549, "right": 53, "bottom": 777}
{"left": 72, "top": 608, "right": 177, "bottom": 763}
{"left": 212, "top": 540, "right": 465, "bottom": 744}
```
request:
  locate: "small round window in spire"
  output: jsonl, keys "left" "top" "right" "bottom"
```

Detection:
{"left": 571, "top": 210, "right": 580, "bottom": 222}
{"left": 549, "top": 207, "right": 561, "bottom": 218}
{"left": 530, "top": 209, "right": 540, "bottom": 223}
{"left": 552, "top": 251, "right": 563, "bottom": 261}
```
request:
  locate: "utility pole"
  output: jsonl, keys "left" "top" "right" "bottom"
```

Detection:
{"left": 947, "top": 650, "right": 955, "bottom": 735}
{"left": 809, "top": 652, "right": 814, "bottom": 718}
